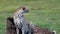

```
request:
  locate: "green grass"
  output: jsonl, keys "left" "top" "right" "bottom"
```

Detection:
{"left": 0, "top": 0, "right": 60, "bottom": 34}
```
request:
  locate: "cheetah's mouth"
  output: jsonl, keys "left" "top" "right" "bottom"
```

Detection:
{"left": 24, "top": 9, "right": 29, "bottom": 13}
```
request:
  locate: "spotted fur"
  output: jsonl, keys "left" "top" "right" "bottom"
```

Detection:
{"left": 13, "top": 6, "right": 34, "bottom": 34}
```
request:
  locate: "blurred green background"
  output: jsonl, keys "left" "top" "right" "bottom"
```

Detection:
{"left": 0, "top": 0, "right": 60, "bottom": 34}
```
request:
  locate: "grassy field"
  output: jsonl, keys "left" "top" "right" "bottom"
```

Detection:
{"left": 0, "top": 0, "right": 60, "bottom": 34}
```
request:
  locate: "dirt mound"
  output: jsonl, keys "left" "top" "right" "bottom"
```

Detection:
{"left": 33, "top": 26, "right": 54, "bottom": 34}
{"left": 6, "top": 17, "right": 54, "bottom": 34}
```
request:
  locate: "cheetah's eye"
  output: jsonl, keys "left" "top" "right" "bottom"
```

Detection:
{"left": 22, "top": 7, "right": 26, "bottom": 10}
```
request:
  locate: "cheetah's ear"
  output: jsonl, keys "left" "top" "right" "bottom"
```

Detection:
{"left": 19, "top": 6, "right": 26, "bottom": 10}
{"left": 22, "top": 7, "right": 26, "bottom": 10}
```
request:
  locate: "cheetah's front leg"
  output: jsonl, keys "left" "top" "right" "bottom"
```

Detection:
{"left": 16, "top": 28, "right": 19, "bottom": 34}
